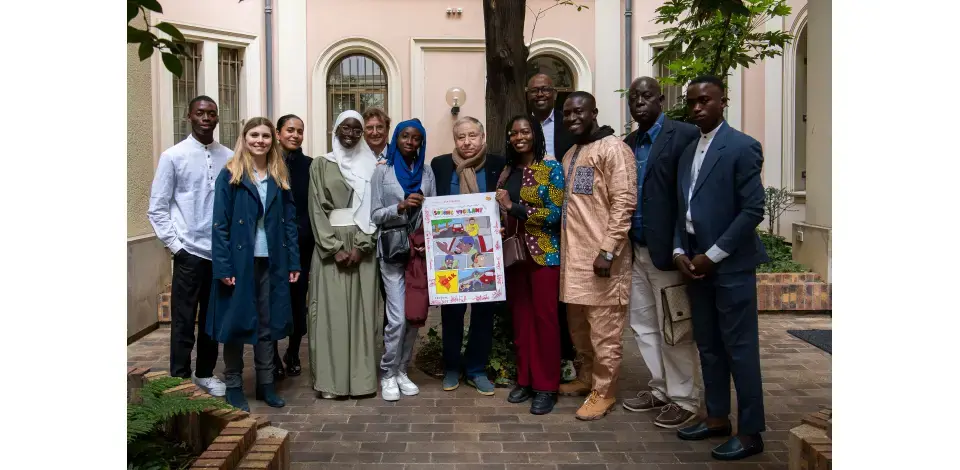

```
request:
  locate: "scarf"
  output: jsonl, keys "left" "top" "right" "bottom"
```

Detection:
{"left": 451, "top": 143, "right": 487, "bottom": 194}
{"left": 322, "top": 110, "right": 378, "bottom": 234}
{"left": 578, "top": 124, "right": 617, "bottom": 145}
{"left": 388, "top": 119, "right": 428, "bottom": 196}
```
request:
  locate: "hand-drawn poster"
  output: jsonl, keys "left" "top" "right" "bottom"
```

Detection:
{"left": 423, "top": 192, "right": 505, "bottom": 305}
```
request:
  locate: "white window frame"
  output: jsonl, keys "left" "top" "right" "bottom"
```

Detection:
{"left": 780, "top": 6, "right": 809, "bottom": 195}
{"left": 153, "top": 20, "right": 262, "bottom": 153}
{"left": 312, "top": 37, "right": 402, "bottom": 157}
{"left": 637, "top": 33, "right": 743, "bottom": 131}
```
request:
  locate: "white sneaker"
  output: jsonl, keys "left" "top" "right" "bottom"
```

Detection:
{"left": 381, "top": 377, "right": 400, "bottom": 401}
{"left": 192, "top": 373, "right": 226, "bottom": 397}
{"left": 396, "top": 372, "right": 420, "bottom": 396}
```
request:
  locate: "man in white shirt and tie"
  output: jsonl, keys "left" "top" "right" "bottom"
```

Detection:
{"left": 148, "top": 96, "right": 233, "bottom": 397}
{"left": 671, "top": 76, "right": 768, "bottom": 461}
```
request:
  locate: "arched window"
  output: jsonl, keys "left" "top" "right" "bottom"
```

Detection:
{"left": 326, "top": 53, "right": 388, "bottom": 151}
{"left": 526, "top": 54, "right": 576, "bottom": 110}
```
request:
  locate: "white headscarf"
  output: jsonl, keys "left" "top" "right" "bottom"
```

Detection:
{"left": 323, "top": 110, "right": 378, "bottom": 234}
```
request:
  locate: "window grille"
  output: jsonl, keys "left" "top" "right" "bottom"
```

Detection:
{"left": 218, "top": 47, "right": 243, "bottom": 148}
{"left": 653, "top": 46, "right": 683, "bottom": 109}
{"left": 326, "top": 54, "right": 388, "bottom": 152}
{"left": 172, "top": 42, "right": 202, "bottom": 143}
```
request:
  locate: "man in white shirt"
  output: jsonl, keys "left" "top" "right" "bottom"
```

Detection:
{"left": 671, "top": 76, "right": 768, "bottom": 461}
{"left": 147, "top": 95, "right": 234, "bottom": 397}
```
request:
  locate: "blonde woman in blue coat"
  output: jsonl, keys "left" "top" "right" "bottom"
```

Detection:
{"left": 206, "top": 117, "right": 301, "bottom": 411}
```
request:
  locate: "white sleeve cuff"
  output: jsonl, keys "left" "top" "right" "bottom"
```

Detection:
{"left": 705, "top": 244, "right": 729, "bottom": 263}
{"left": 673, "top": 248, "right": 685, "bottom": 256}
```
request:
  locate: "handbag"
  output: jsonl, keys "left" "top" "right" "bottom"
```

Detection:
{"left": 660, "top": 283, "right": 693, "bottom": 346}
{"left": 497, "top": 166, "right": 528, "bottom": 268}
{"left": 502, "top": 215, "right": 528, "bottom": 268}
{"left": 381, "top": 196, "right": 424, "bottom": 264}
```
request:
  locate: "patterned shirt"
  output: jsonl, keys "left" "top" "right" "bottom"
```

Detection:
{"left": 559, "top": 136, "right": 638, "bottom": 306}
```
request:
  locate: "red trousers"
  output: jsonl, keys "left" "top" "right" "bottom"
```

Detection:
{"left": 507, "top": 260, "right": 561, "bottom": 392}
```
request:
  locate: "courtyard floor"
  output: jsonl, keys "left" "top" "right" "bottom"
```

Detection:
{"left": 127, "top": 312, "right": 831, "bottom": 470}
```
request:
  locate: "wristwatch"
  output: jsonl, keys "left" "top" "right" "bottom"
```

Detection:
{"left": 599, "top": 250, "right": 614, "bottom": 262}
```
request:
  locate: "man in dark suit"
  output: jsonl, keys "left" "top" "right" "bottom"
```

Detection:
{"left": 527, "top": 73, "right": 576, "bottom": 162}
{"left": 672, "top": 75, "right": 768, "bottom": 461}
{"left": 430, "top": 116, "right": 506, "bottom": 396}
{"left": 527, "top": 73, "right": 577, "bottom": 382}
{"left": 619, "top": 77, "right": 702, "bottom": 429}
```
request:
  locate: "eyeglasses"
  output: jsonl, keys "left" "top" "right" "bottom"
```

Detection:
{"left": 338, "top": 125, "right": 364, "bottom": 136}
{"left": 365, "top": 124, "right": 386, "bottom": 132}
{"left": 526, "top": 86, "right": 556, "bottom": 95}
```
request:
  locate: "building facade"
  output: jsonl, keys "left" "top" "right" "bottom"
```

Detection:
{"left": 126, "top": 0, "right": 831, "bottom": 339}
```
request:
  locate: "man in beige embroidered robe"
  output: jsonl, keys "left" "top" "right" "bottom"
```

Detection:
{"left": 557, "top": 92, "right": 638, "bottom": 420}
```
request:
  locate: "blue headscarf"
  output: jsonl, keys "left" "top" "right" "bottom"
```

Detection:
{"left": 387, "top": 118, "right": 427, "bottom": 196}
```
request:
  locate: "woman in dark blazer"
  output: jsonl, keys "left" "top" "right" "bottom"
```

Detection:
{"left": 207, "top": 117, "right": 301, "bottom": 412}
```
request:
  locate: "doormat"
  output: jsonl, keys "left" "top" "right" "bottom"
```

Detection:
{"left": 787, "top": 329, "right": 831, "bottom": 354}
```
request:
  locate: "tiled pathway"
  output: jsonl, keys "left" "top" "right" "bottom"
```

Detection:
{"left": 127, "top": 313, "right": 831, "bottom": 470}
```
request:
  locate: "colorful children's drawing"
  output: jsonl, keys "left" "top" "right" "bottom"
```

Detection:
{"left": 435, "top": 270, "right": 459, "bottom": 294}
{"left": 423, "top": 192, "right": 505, "bottom": 305}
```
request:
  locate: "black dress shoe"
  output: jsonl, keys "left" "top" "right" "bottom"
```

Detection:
{"left": 530, "top": 392, "right": 557, "bottom": 415}
{"left": 507, "top": 385, "right": 533, "bottom": 404}
{"left": 711, "top": 435, "right": 764, "bottom": 461}
{"left": 677, "top": 421, "right": 733, "bottom": 441}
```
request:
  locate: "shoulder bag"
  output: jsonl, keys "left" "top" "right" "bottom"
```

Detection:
{"left": 661, "top": 283, "right": 693, "bottom": 346}
{"left": 497, "top": 166, "right": 528, "bottom": 268}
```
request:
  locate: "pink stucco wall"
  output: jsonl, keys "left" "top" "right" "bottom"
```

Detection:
{"left": 156, "top": 0, "right": 267, "bottom": 115}
{"left": 305, "top": 0, "right": 596, "bottom": 157}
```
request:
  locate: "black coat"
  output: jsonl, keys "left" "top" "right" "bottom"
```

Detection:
{"left": 284, "top": 148, "right": 314, "bottom": 269}
{"left": 623, "top": 117, "right": 699, "bottom": 271}
{"left": 430, "top": 153, "right": 506, "bottom": 196}
{"left": 533, "top": 109, "right": 575, "bottom": 162}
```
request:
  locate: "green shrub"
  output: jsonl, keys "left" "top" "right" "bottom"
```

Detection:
{"left": 127, "top": 376, "right": 230, "bottom": 470}
{"left": 757, "top": 230, "right": 808, "bottom": 273}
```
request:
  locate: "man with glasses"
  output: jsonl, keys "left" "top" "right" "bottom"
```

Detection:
{"left": 527, "top": 73, "right": 575, "bottom": 163}
{"left": 526, "top": 73, "right": 578, "bottom": 385}
{"left": 362, "top": 108, "right": 391, "bottom": 164}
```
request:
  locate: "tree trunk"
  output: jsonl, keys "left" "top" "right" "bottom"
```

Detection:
{"left": 483, "top": 0, "right": 528, "bottom": 156}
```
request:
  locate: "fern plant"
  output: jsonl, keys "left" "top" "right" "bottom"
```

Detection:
{"left": 127, "top": 376, "right": 230, "bottom": 443}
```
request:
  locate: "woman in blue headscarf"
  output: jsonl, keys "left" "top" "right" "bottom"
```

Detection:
{"left": 370, "top": 119, "right": 437, "bottom": 402}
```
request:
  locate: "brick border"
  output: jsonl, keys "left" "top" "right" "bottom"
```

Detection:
{"left": 788, "top": 408, "right": 832, "bottom": 470}
{"left": 757, "top": 273, "right": 832, "bottom": 312}
{"left": 126, "top": 368, "right": 289, "bottom": 470}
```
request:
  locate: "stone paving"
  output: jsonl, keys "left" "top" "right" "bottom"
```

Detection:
{"left": 127, "top": 313, "right": 831, "bottom": 470}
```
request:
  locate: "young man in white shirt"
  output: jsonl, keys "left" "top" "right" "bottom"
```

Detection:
{"left": 147, "top": 96, "right": 234, "bottom": 396}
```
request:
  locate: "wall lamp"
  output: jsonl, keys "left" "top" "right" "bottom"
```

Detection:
{"left": 445, "top": 87, "right": 466, "bottom": 116}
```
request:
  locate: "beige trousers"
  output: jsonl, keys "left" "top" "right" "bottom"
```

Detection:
{"left": 567, "top": 304, "right": 628, "bottom": 398}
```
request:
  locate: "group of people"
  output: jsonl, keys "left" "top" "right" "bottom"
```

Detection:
{"left": 147, "top": 70, "right": 768, "bottom": 462}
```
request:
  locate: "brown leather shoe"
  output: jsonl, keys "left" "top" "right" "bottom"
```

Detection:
{"left": 654, "top": 403, "right": 697, "bottom": 429}
{"left": 575, "top": 391, "right": 617, "bottom": 421}
{"left": 622, "top": 390, "right": 669, "bottom": 412}
{"left": 558, "top": 379, "right": 591, "bottom": 397}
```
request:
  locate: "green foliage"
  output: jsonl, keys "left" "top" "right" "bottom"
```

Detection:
{"left": 486, "top": 305, "right": 518, "bottom": 384}
{"left": 128, "top": 376, "right": 229, "bottom": 443}
{"left": 127, "top": 376, "right": 230, "bottom": 469}
{"left": 128, "top": 0, "right": 188, "bottom": 77}
{"left": 649, "top": 0, "right": 793, "bottom": 120}
{"left": 757, "top": 229, "right": 807, "bottom": 273}
{"left": 416, "top": 304, "right": 518, "bottom": 384}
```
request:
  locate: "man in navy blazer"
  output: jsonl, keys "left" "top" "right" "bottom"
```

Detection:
{"left": 620, "top": 77, "right": 702, "bottom": 430}
{"left": 672, "top": 76, "right": 768, "bottom": 461}
{"left": 430, "top": 116, "right": 506, "bottom": 396}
